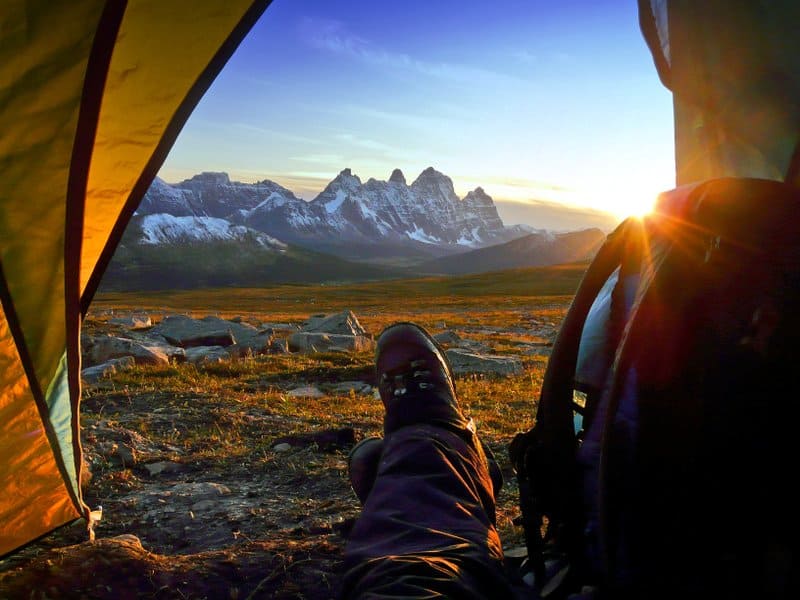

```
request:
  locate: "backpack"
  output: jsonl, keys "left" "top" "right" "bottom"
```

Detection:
{"left": 510, "top": 177, "right": 800, "bottom": 599}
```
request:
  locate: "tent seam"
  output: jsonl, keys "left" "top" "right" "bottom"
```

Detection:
{"left": 64, "top": 0, "right": 129, "bottom": 520}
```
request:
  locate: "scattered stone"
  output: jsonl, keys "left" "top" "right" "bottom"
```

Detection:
{"left": 444, "top": 348, "right": 524, "bottom": 376}
{"left": 286, "top": 386, "right": 325, "bottom": 399}
{"left": 81, "top": 356, "right": 135, "bottom": 383}
{"left": 273, "top": 443, "right": 292, "bottom": 453}
{"left": 143, "top": 461, "right": 183, "bottom": 476}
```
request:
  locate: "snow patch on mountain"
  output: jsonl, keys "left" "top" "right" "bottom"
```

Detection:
{"left": 139, "top": 214, "right": 287, "bottom": 251}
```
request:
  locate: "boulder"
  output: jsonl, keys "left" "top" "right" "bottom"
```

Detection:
{"left": 150, "top": 315, "right": 236, "bottom": 347}
{"left": 287, "top": 332, "right": 374, "bottom": 353}
{"left": 86, "top": 335, "right": 176, "bottom": 366}
{"left": 444, "top": 349, "right": 523, "bottom": 376}
{"left": 286, "top": 385, "right": 325, "bottom": 399}
{"left": 184, "top": 346, "right": 230, "bottom": 364}
{"left": 108, "top": 314, "right": 152, "bottom": 330}
{"left": 81, "top": 356, "right": 135, "bottom": 383}
{"left": 433, "top": 330, "right": 462, "bottom": 345}
{"left": 301, "top": 310, "right": 368, "bottom": 336}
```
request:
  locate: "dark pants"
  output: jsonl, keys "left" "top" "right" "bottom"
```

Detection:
{"left": 341, "top": 423, "right": 517, "bottom": 599}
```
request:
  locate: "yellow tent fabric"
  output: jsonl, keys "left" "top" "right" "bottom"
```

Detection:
{"left": 0, "top": 0, "right": 270, "bottom": 557}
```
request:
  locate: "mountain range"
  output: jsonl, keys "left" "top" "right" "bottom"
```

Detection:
{"left": 138, "top": 168, "right": 531, "bottom": 255}
{"left": 101, "top": 168, "right": 605, "bottom": 290}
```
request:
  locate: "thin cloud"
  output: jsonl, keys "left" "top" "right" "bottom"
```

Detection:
{"left": 288, "top": 153, "right": 345, "bottom": 164}
{"left": 298, "top": 17, "right": 521, "bottom": 85}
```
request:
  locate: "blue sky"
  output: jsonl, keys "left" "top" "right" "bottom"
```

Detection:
{"left": 159, "top": 0, "right": 676, "bottom": 221}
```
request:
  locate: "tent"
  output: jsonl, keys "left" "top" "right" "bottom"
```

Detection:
{"left": 0, "top": 0, "right": 271, "bottom": 557}
{"left": 638, "top": 0, "right": 800, "bottom": 185}
{"left": 1, "top": 0, "right": 798, "bottom": 559}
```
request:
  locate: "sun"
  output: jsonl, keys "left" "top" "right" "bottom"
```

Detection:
{"left": 589, "top": 183, "right": 667, "bottom": 220}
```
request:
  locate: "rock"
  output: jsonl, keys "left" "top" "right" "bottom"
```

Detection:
{"left": 389, "top": 168, "right": 406, "bottom": 185}
{"left": 150, "top": 315, "right": 236, "bottom": 348}
{"left": 301, "top": 310, "right": 368, "bottom": 336}
{"left": 444, "top": 348, "right": 523, "bottom": 376}
{"left": 268, "top": 338, "right": 289, "bottom": 354}
{"left": 143, "top": 461, "right": 183, "bottom": 476}
{"left": 326, "top": 381, "right": 373, "bottom": 395}
{"left": 108, "top": 314, "right": 152, "bottom": 330}
{"left": 287, "top": 386, "right": 325, "bottom": 399}
{"left": 93, "top": 439, "right": 137, "bottom": 467}
{"left": 433, "top": 330, "right": 462, "bottom": 345}
{"left": 456, "top": 339, "right": 493, "bottom": 354}
{"left": 81, "top": 356, "right": 135, "bottom": 383}
{"left": 167, "top": 482, "right": 231, "bottom": 501}
{"left": 184, "top": 345, "right": 230, "bottom": 364}
{"left": 273, "top": 428, "right": 357, "bottom": 452}
{"left": 287, "top": 332, "right": 374, "bottom": 353}
{"left": 227, "top": 332, "right": 273, "bottom": 357}
{"left": 273, "top": 443, "right": 292, "bottom": 453}
{"left": 86, "top": 335, "right": 173, "bottom": 366}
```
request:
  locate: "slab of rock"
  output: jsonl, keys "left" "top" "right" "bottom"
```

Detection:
{"left": 150, "top": 315, "right": 236, "bottom": 348}
{"left": 268, "top": 338, "right": 290, "bottom": 354}
{"left": 143, "top": 461, "right": 184, "bottom": 476}
{"left": 184, "top": 346, "right": 230, "bottom": 364}
{"left": 287, "top": 386, "right": 325, "bottom": 398}
{"left": 302, "top": 310, "right": 368, "bottom": 336}
{"left": 445, "top": 349, "right": 523, "bottom": 376}
{"left": 287, "top": 332, "right": 374, "bottom": 353}
{"left": 86, "top": 335, "right": 175, "bottom": 366}
{"left": 108, "top": 314, "right": 152, "bottom": 330}
{"left": 325, "top": 381, "right": 373, "bottom": 395}
{"left": 81, "top": 356, "right": 135, "bottom": 383}
{"left": 433, "top": 330, "right": 462, "bottom": 345}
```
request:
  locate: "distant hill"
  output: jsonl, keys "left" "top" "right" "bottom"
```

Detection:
{"left": 100, "top": 215, "right": 405, "bottom": 291}
{"left": 420, "top": 228, "right": 606, "bottom": 275}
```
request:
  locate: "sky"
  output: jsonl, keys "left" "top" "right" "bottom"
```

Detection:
{"left": 159, "top": 0, "right": 676, "bottom": 223}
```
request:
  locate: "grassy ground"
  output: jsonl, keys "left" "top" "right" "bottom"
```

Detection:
{"left": 0, "top": 264, "right": 584, "bottom": 599}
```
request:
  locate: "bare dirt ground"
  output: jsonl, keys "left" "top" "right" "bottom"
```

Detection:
{"left": 0, "top": 300, "right": 569, "bottom": 599}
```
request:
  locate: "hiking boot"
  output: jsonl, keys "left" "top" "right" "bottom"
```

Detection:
{"left": 375, "top": 322, "right": 470, "bottom": 434}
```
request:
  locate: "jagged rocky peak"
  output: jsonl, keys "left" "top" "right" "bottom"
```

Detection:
{"left": 415, "top": 166, "right": 444, "bottom": 181}
{"left": 389, "top": 168, "right": 406, "bottom": 185}
{"left": 464, "top": 187, "right": 493, "bottom": 204}
{"left": 410, "top": 167, "right": 458, "bottom": 202}
{"left": 183, "top": 172, "right": 231, "bottom": 186}
{"left": 331, "top": 167, "right": 362, "bottom": 189}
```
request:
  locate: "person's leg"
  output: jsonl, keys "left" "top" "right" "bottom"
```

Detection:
{"left": 341, "top": 323, "right": 514, "bottom": 599}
